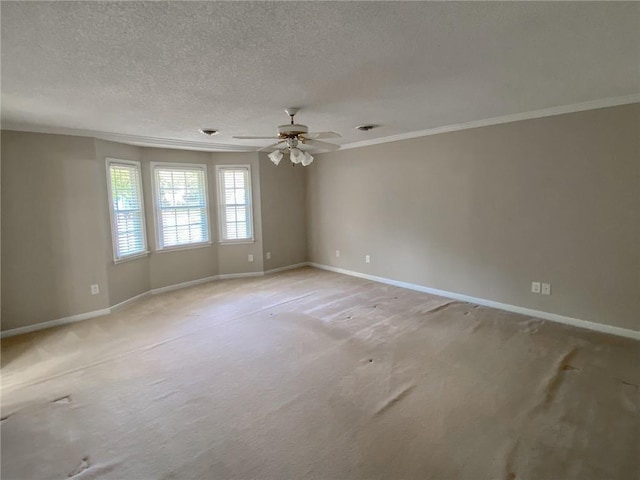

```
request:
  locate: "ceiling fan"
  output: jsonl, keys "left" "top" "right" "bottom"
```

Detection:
{"left": 233, "top": 108, "right": 341, "bottom": 166}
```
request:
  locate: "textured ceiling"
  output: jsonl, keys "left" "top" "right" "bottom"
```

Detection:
{"left": 1, "top": 1, "right": 639, "bottom": 151}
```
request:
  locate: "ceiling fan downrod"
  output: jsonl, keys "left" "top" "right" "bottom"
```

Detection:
{"left": 285, "top": 107, "right": 299, "bottom": 125}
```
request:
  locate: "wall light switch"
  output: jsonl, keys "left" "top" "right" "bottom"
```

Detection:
{"left": 266, "top": 252, "right": 271, "bottom": 260}
{"left": 91, "top": 284, "right": 100, "bottom": 295}
{"left": 541, "top": 283, "right": 551, "bottom": 295}
{"left": 248, "top": 254, "right": 254, "bottom": 263}
{"left": 335, "top": 250, "right": 340, "bottom": 258}
{"left": 531, "top": 282, "right": 541, "bottom": 294}
{"left": 365, "top": 255, "right": 371, "bottom": 264}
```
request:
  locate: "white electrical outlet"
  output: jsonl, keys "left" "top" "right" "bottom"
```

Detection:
{"left": 541, "top": 283, "right": 551, "bottom": 295}
{"left": 531, "top": 282, "right": 541, "bottom": 294}
{"left": 335, "top": 250, "right": 340, "bottom": 258}
{"left": 365, "top": 255, "right": 371, "bottom": 264}
{"left": 266, "top": 252, "right": 271, "bottom": 260}
{"left": 248, "top": 254, "right": 254, "bottom": 262}
{"left": 90, "top": 284, "right": 100, "bottom": 295}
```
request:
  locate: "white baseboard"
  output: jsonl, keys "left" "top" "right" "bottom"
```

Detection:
{"left": 1, "top": 265, "right": 307, "bottom": 338}
{"left": 0, "top": 308, "right": 111, "bottom": 339}
{"left": 110, "top": 291, "right": 151, "bottom": 311}
{"left": 264, "top": 262, "right": 309, "bottom": 275}
{"left": 218, "top": 271, "right": 264, "bottom": 280}
{"left": 150, "top": 275, "right": 219, "bottom": 295}
{"left": 7, "top": 262, "right": 633, "bottom": 341}
{"left": 308, "top": 263, "right": 640, "bottom": 341}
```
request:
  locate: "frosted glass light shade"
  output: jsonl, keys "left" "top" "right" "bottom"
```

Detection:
{"left": 268, "top": 150, "right": 283, "bottom": 165}
{"left": 289, "top": 148, "right": 303, "bottom": 164}
{"left": 301, "top": 151, "right": 314, "bottom": 166}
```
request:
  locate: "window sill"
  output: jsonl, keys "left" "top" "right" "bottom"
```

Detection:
{"left": 113, "top": 251, "right": 150, "bottom": 264}
{"left": 218, "top": 239, "right": 255, "bottom": 246}
{"left": 155, "top": 242, "right": 213, "bottom": 254}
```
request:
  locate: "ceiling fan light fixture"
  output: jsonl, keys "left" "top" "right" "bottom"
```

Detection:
{"left": 290, "top": 148, "right": 303, "bottom": 164}
{"left": 301, "top": 151, "right": 314, "bottom": 166}
{"left": 268, "top": 150, "right": 284, "bottom": 165}
{"left": 233, "top": 109, "right": 341, "bottom": 166}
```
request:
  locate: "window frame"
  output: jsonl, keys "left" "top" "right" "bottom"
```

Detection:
{"left": 150, "top": 162, "right": 212, "bottom": 252}
{"left": 216, "top": 164, "right": 255, "bottom": 245}
{"left": 105, "top": 158, "right": 149, "bottom": 263}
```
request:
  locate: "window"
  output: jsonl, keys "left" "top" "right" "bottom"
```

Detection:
{"left": 106, "top": 159, "right": 147, "bottom": 262}
{"left": 152, "top": 163, "right": 210, "bottom": 250}
{"left": 216, "top": 165, "right": 254, "bottom": 243}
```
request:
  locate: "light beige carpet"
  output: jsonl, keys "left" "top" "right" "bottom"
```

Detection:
{"left": 1, "top": 267, "right": 638, "bottom": 479}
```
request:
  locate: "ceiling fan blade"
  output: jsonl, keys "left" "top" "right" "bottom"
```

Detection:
{"left": 302, "top": 138, "right": 341, "bottom": 151}
{"left": 258, "top": 141, "right": 286, "bottom": 152}
{"left": 232, "top": 135, "right": 278, "bottom": 139}
{"left": 303, "top": 131, "right": 342, "bottom": 139}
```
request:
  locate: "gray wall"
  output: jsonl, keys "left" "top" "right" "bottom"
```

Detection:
{"left": 307, "top": 104, "right": 640, "bottom": 331}
{"left": 2, "top": 104, "right": 638, "bottom": 333}
{"left": 1, "top": 132, "right": 110, "bottom": 330}
{"left": 1, "top": 134, "right": 293, "bottom": 331}
{"left": 259, "top": 153, "right": 308, "bottom": 271}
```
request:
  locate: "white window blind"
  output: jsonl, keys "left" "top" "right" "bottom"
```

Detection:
{"left": 217, "top": 166, "right": 253, "bottom": 242}
{"left": 106, "top": 159, "right": 147, "bottom": 261}
{"left": 152, "top": 164, "right": 210, "bottom": 249}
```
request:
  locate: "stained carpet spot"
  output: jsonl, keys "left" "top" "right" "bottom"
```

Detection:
{"left": 68, "top": 457, "right": 90, "bottom": 477}
{"left": 503, "top": 438, "right": 520, "bottom": 480}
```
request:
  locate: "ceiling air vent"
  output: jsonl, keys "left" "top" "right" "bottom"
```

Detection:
{"left": 199, "top": 128, "right": 220, "bottom": 136}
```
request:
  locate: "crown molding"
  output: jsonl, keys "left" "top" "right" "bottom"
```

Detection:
{"left": 0, "top": 124, "right": 255, "bottom": 152}
{"left": 3, "top": 94, "right": 638, "bottom": 153}
{"left": 339, "top": 94, "right": 640, "bottom": 151}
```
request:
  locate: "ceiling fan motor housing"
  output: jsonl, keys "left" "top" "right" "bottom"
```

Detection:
{"left": 278, "top": 123, "right": 308, "bottom": 138}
